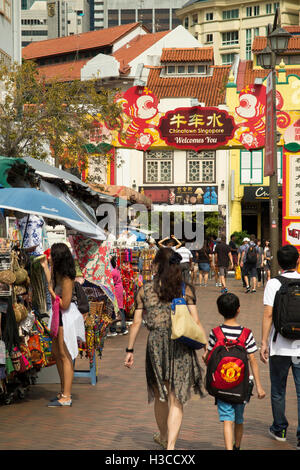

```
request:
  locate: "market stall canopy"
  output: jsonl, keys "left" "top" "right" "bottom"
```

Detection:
{"left": 0, "top": 187, "right": 85, "bottom": 224}
{"left": 22, "top": 156, "right": 115, "bottom": 203}
{"left": 89, "top": 183, "right": 152, "bottom": 210}
{"left": 39, "top": 180, "right": 106, "bottom": 241}
{"left": 0, "top": 156, "right": 37, "bottom": 188}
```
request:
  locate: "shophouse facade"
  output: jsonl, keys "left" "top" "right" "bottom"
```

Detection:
{"left": 225, "top": 29, "right": 300, "bottom": 243}
{"left": 176, "top": 0, "right": 299, "bottom": 65}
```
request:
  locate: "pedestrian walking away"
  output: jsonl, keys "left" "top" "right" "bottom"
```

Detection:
{"left": 261, "top": 244, "right": 300, "bottom": 449}
{"left": 214, "top": 235, "right": 233, "bottom": 293}
{"left": 203, "top": 293, "right": 265, "bottom": 450}
{"left": 197, "top": 240, "right": 212, "bottom": 287}
{"left": 238, "top": 238, "right": 250, "bottom": 289}
{"left": 175, "top": 241, "right": 193, "bottom": 284}
{"left": 124, "top": 247, "right": 207, "bottom": 450}
{"left": 40, "top": 243, "right": 85, "bottom": 407}
{"left": 229, "top": 234, "right": 238, "bottom": 272}
{"left": 263, "top": 240, "right": 271, "bottom": 283}
{"left": 108, "top": 256, "right": 128, "bottom": 336}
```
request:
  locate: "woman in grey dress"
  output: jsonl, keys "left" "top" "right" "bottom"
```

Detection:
{"left": 124, "top": 247, "right": 207, "bottom": 450}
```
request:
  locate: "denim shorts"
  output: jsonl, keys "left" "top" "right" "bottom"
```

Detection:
{"left": 217, "top": 399, "right": 246, "bottom": 424}
{"left": 198, "top": 262, "right": 210, "bottom": 272}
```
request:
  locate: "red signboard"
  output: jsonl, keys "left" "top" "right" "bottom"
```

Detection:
{"left": 158, "top": 106, "right": 236, "bottom": 151}
{"left": 264, "top": 71, "right": 275, "bottom": 176}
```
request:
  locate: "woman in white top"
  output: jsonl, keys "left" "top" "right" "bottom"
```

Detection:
{"left": 40, "top": 243, "right": 85, "bottom": 407}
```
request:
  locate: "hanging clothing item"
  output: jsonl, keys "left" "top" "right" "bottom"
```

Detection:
{"left": 70, "top": 235, "right": 118, "bottom": 313}
{"left": 111, "top": 268, "right": 124, "bottom": 310}
{"left": 120, "top": 262, "right": 135, "bottom": 318}
{"left": 17, "top": 215, "right": 44, "bottom": 255}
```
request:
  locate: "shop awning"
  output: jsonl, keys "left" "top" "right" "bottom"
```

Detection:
{"left": 22, "top": 156, "right": 115, "bottom": 203}
{"left": 89, "top": 183, "right": 152, "bottom": 209}
{"left": 40, "top": 180, "right": 106, "bottom": 240}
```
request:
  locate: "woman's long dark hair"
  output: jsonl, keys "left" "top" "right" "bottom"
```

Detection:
{"left": 51, "top": 243, "right": 76, "bottom": 283}
{"left": 153, "top": 247, "right": 182, "bottom": 302}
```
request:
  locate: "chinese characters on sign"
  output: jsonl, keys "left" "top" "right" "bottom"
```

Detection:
{"left": 287, "top": 156, "right": 300, "bottom": 217}
{"left": 282, "top": 151, "right": 300, "bottom": 250}
{"left": 158, "top": 107, "right": 236, "bottom": 151}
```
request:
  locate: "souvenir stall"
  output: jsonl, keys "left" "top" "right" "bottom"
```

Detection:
{"left": 0, "top": 187, "right": 117, "bottom": 405}
{"left": 106, "top": 239, "right": 157, "bottom": 319}
{"left": 69, "top": 235, "right": 118, "bottom": 377}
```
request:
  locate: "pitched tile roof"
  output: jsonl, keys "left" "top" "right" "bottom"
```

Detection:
{"left": 160, "top": 47, "right": 213, "bottom": 63}
{"left": 37, "top": 59, "right": 88, "bottom": 82}
{"left": 237, "top": 60, "right": 300, "bottom": 91}
{"left": 114, "top": 31, "right": 169, "bottom": 73}
{"left": 147, "top": 65, "right": 230, "bottom": 106}
{"left": 22, "top": 22, "right": 143, "bottom": 60}
{"left": 252, "top": 35, "right": 300, "bottom": 52}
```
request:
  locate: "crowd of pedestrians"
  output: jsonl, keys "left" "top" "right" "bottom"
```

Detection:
{"left": 123, "top": 234, "right": 300, "bottom": 451}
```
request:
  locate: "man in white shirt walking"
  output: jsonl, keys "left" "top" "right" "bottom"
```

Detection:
{"left": 176, "top": 241, "right": 193, "bottom": 284}
{"left": 261, "top": 244, "right": 300, "bottom": 449}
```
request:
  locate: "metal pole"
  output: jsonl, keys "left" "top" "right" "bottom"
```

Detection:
{"left": 269, "top": 54, "right": 279, "bottom": 277}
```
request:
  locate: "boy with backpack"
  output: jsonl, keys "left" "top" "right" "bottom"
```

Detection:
{"left": 261, "top": 245, "right": 300, "bottom": 448}
{"left": 203, "top": 293, "right": 265, "bottom": 450}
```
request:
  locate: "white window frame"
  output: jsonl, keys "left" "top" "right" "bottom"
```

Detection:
{"left": 145, "top": 150, "right": 173, "bottom": 184}
{"left": 240, "top": 150, "right": 263, "bottom": 184}
{"left": 187, "top": 150, "right": 216, "bottom": 184}
{"left": 222, "top": 8, "right": 239, "bottom": 20}
{"left": 222, "top": 31, "right": 239, "bottom": 46}
{"left": 222, "top": 53, "right": 235, "bottom": 65}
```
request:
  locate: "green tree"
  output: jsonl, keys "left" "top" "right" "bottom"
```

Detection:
{"left": 204, "top": 212, "right": 223, "bottom": 237}
{"left": 0, "top": 60, "right": 122, "bottom": 168}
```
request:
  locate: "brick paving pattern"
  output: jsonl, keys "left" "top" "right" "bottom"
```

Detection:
{"left": 0, "top": 277, "right": 299, "bottom": 450}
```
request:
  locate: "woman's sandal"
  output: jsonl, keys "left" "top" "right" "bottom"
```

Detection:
{"left": 49, "top": 392, "right": 72, "bottom": 402}
{"left": 153, "top": 432, "right": 167, "bottom": 449}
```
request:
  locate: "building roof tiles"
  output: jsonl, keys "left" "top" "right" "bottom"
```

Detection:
{"left": 160, "top": 47, "right": 214, "bottom": 62}
{"left": 22, "top": 22, "right": 143, "bottom": 60}
{"left": 147, "top": 65, "right": 230, "bottom": 106}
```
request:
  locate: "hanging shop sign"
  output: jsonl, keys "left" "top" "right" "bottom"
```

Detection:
{"left": 158, "top": 107, "right": 236, "bottom": 151}
{"left": 243, "top": 185, "right": 282, "bottom": 202}
{"left": 282, "top": 149, "right": 300, "bottom": 249}
{"left": 139, "top": 186, "right": 218, "bottom": 205}
{"left": 264, "top": 72, "right": 275, "bottom": 176}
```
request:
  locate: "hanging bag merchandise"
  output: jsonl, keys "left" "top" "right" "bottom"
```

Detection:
{"left": 171, "top": 284, "right": 206, "bottom": 350}
{"left": 74, "top": 281, "right": 89, "bottom": 315}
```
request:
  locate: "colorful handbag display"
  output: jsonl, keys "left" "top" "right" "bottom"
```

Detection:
{"left": 171, "top": 284, "right": 206, "bottom": 350}
{"left": 27, "top": 334, "right": 46, "bottom": 368}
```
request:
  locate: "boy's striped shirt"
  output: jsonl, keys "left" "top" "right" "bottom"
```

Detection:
{"left": 208, "top": 324, "right": 257, "bottom": 354}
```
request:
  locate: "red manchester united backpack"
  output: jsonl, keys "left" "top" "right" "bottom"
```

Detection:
{"left": 205, "top": 326, "right": 251, "bottom": 404}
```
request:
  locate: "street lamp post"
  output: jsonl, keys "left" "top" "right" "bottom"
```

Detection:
{"left": 256, "top": 9, "right": 292, "bottom": 277}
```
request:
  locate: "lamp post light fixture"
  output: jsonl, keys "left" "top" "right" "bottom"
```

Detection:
{"left": 256, "top": 10, "right": 292, "bottom": 277}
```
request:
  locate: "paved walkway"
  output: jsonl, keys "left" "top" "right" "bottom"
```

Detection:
{"left": 0, "top": 277, "right": 299, "bottom": 450}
